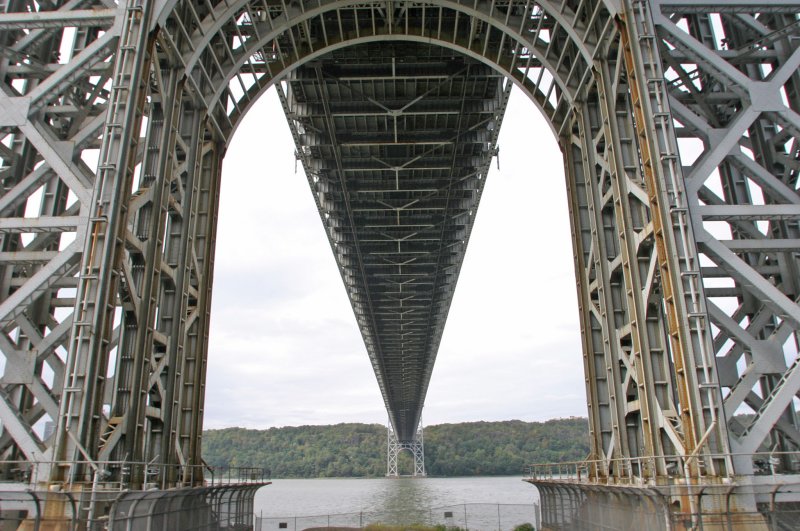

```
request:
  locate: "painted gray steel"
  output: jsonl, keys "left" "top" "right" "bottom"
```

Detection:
{"left": 0, "top": 0, "right": 797, "bottom": 509}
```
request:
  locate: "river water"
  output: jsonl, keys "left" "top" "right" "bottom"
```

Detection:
{"left": 254, "top": 476, "right": 540, "bottom": 530}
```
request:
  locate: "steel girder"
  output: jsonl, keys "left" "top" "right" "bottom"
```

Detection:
{"left": 563, "top": 0, "right": 736, "bottom": 483}
{"left": 0, "top": 0, "right": 124, "bottom": 477}
{"left": 277, "top": 46, "right": 510, "bottom": 442}
{"left": 0, "top": 0, "right": 796, "bottom": 495}
{"left": 565, "top": 0, "right": 800, "bottom": 485}
{"left": 648, "top": 0, "right": 800, "bottom": 475}
{"left": 0, "top": 0, "right": 223, "bottom": 487}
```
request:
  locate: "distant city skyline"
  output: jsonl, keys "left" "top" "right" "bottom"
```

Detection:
{"left": 203, "top": 84, "right": 587, "bottom": 430}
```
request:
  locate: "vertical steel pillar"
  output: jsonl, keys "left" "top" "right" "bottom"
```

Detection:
{"left": 0, "top": 0, "right": 124, "bottom": 483}
{"left": 387, "top": 423, "right": 400, "bottom": 477}
{"left": 647, "top": 0, "right": 800, "bottom": 476}
{"left": 563, "top": 0, "right": 734, "bottom": 489}
{"left": 0, "top": 0, "right": 225, "bottom": 489}
{"left": 53, "top": 0, "right": 155, "bottom": 484}
{"left": 619, "top": 0, "right": 730, "bottom": 478}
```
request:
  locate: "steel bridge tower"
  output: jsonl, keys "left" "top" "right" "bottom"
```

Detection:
{"left": 0, "top": 0, "right": 800, "bottom": 527}
{"left": 387, "top": 420, "right": 425, "bottom": 477}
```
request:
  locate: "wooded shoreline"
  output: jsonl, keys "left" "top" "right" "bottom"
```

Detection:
{"left": 203, "top": 418, "right": 589, "bottom": 477}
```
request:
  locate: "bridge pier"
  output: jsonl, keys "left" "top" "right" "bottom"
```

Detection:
{"left": 0, "top": 483, "right": 266, "bottom": 530}
{"left": 387, "top": 422, "right": 425, "bottom": 477}
{"left": 528, "top": 477, "right": 800, "bottom": 530}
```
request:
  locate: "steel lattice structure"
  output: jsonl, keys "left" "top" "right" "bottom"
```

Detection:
{"left": 278, "top": 43, "right": 509, "bottom": 444}
{"left": 0, "top": 0, "right": 798, "bottom": 517}
{"left": 387, "top": 419, "right": 425, "bottom": 476}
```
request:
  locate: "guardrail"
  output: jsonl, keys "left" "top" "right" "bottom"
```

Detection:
{"left": 0, "top": 483, "right": 267, "bottom": 531}
{"left": 0, "top": 459, "right": 269, "bottom": 489}
{"left": 255, "top": 502, "right": 540, "bottom": 531}
{"left": 524, "top": 451, "right": 800, "bottom": 485}
{"left": 527, "top": 480, "right": 800, "bottom": 531}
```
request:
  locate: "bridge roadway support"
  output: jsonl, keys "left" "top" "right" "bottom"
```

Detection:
{"left": 0, "top": 483, "right": 265, "bottom": 530}
{"left": 528, "top": 479, "right": 800, "bottom": 530}
{"left": 387, "top": 421, "right": 426, "bottom": 477}
{"left": 0, "top": 0, "right": 799, "bottom": 527}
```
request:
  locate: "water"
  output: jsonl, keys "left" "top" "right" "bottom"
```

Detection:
{"left": 254, "top": 476, "right": 540, "bottom": 530}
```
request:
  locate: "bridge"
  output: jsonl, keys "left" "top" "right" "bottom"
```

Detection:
{"left": 0, "top": 0, "right": 799, "bottom": 528}
{"left": 280, "top": 43, "right": 509, "bottom": 476}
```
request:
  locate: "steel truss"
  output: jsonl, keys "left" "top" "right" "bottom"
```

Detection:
{"left": 0, "top": 0, "right": 796, "bottom": 508}
{"left": 276, "top": 44, "right": 510, "bottom": 444}
{"left": 387, "top": 420, "right": 425, "bottom": 477}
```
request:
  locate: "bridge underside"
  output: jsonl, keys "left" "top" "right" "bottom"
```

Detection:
{"left": 279, "top": 43, "right": 509, "bottom": 442}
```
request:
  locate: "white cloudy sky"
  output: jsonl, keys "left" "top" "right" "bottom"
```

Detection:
{"left": 202, "top": 84, "right": 587, "bottom": 430}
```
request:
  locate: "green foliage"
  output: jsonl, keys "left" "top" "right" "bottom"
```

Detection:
{"left": 423, "top": 419, "right": 588, "bottom": 476}
{"left": 202, "top": 419, "right": 589, "bottom": 478}
{"left": 512, "top": 524, "right": 535, "bottom": 531}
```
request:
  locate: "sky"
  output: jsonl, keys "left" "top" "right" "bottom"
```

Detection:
{"left": 202, "top": 84, "right": 587, "bottom": 430}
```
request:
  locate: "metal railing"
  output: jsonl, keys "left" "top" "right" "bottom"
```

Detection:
{"left": 109, "top": 483, "right": 264, "bottom": 531}
{"left": 0, "top": 459, "right": 269, "bottom": 490}
{"left": 0, "top": 483, "right": 267, "bottom": 531}
{"left": 524, "top": 451, "right": 800, "bottom": 486}
{"left": 255, "top": 502, "right": 540, "bottom": 531}
{"left": 0, "top": 490, "right": 84, "bottom": 530}
{"left": 528, "top": 481, "right": 800, "bottom": 531}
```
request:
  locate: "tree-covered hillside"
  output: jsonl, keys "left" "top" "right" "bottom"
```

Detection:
{"left": 202, "top": 418, "right": 589, "bottom": 478}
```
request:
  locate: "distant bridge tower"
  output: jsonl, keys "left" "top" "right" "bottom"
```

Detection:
{"left": 387, "top": 420, "right": 425, "bottom": 477}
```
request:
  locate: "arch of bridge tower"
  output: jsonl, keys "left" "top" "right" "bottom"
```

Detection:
{"left": 152, "top": 0, "right": 614, "bottom": 140}
{"left": 141, "top": 0, "right": 624, "bottom": 459}
{"left": 142, "top": 0, "right": 734, "bottom": 480}
{"left": 226, "top": 35, "right": 563, "bottom": 143}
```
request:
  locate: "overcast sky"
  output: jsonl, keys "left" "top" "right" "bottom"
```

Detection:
{"left": 202, "top": 84, "right": 587, "bottom": 430}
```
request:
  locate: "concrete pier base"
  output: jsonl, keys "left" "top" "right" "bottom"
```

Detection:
{"left": 528, "top": 479, "right": 799, "bottom": 530}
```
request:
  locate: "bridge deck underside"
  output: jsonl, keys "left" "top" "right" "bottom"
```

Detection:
{"left": 280, "top": 43, "right": 510, "bottom": 441}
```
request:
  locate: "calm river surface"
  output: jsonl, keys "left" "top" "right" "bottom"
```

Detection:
{"left": 254, "top": 477, "right": 540, "bottom": 530}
